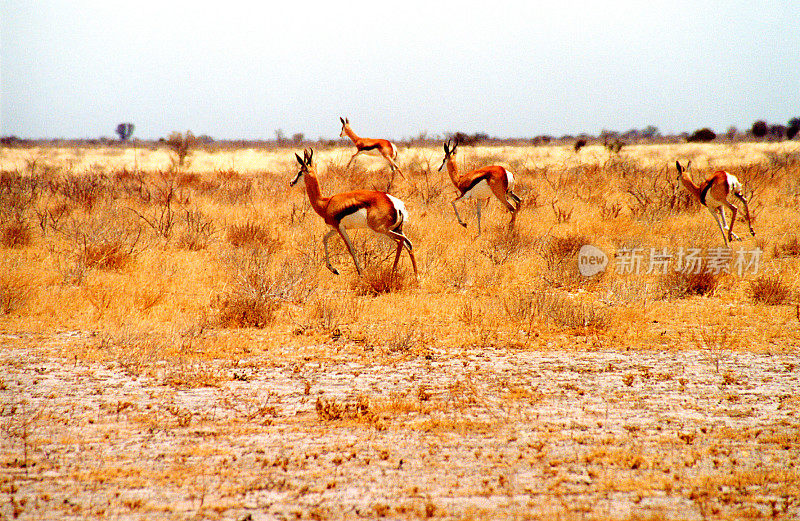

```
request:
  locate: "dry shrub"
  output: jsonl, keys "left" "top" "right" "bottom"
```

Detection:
{"left": 83, "top": 241, "right": 135, "bottom": 270}
{"left": 301, "top": 295, "right": 362, "bottom": 333}
{"left": 215, "top": 250, "right": 317, "bottom": 328}
{"left": 0, "top": 273, "right": 32, "bottom": 314}
{"left": 60, "top": 173, "right": 111, "bottom": 212}
{"left": 505, "top": 286, "right": 609, "bottom": 331}
{"left": 773, "top": 236, "right": 800, "bottom": 258}
{"left": 1, "top": 220, "right": 32, "bottom": 248}
{"left": 227, "top": 221, "right": 282, "bottom": 253}
{"left": 214, "top": 293, "right": 279, "bottom": 329}
{"left": 175, "top": 209, "right": 215, "bottom": 251}
{"left": 352, "top": 266, "right": 413, "bottom": 296}
{"left": 480, "top": 227, "right": 526, "bottom": 265}
{"left": 624, "top": 164, "right": 694, "bottom": 219}
{"left": 539, "top": 233, "right": 590, "bottom": 288}
{"left": 749, "top": 275, "right": 793, "bottom": 305}
{"left": 659, "top": 270, "right": 721, "bottom": 298}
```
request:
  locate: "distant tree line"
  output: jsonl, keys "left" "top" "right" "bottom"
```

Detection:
{"left": 2, "top": 118, "right": 799, "bottom": 149}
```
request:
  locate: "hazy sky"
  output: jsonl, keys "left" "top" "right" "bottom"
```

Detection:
{"left": 2, "top": 1, "right": 799, "bottom": 140}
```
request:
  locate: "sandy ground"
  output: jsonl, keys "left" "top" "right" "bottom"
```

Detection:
{"left": 1, "top": 332, "right": 799, "bottom": 520}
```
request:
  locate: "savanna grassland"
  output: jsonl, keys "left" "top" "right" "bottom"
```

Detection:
{"left": 1, "top": 140, "right": 799, "bottom": 520}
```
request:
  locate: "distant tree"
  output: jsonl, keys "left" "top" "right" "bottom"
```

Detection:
{"left": 687, "top": 128, "right": 716, "bottom": 143}
{"left": 292, "top": 133, "right": 304, "bottom": 145}
{"left": 451, "top": 132, "right": 488, "bottom": 146}
{"left": 642, "top": 125, "right": 659, "bottom": 139}
{"left": 165, "top": 130, "right": 195, "bottom": 166}
{"left": 768, "top": 124, "right": 786, "bottom": 141}
{"left": 116, "top": 122, "right": 134, "bottom": 141}
{"left": 274, "top": 129, "right": 286, "bottom": 144}
{"left": 788, "top": 118, "right": 800, "bottom": 140}
{"left": 604, "top": 138, "right": 624, "bottom": 154}
{"left": 574, "top": 139, "right": 587, "bottom": 152}
{"left": 726, "top": 126, "right": 738, "bottom": 140}
{"left": 751, "top": 120, "right": 768, "bottom": 138}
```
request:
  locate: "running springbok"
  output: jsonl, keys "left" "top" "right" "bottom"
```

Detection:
{"left": 438, "top": 139, "right": 521, "bottom": 235}
{"left": 291, "top": 148, "right": 418, "bottom": 277}
{"left": 676, "top": 160, "right": 755, "bottom": 246}
{"left": 340, "top": 117, "right": 402, "bottom": 186}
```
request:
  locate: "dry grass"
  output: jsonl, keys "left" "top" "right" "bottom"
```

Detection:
{"left": 2, "top": 140, "right": 799, "bottom": 342}
{"left": 1, "top": 141, "right": 800, "bottom": 519}
{"left": 749, "top": 274, "right": 794, "bottom": 305}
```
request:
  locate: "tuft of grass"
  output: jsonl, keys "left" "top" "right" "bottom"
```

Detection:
{"left": 83, "top": 241, "right": 135, "bottom": 270}
{"left": 542, "top": 234, "right": 587, "bottom": 268}
{"left": 773, "top": 235, "right": 800, "bottom": 258}
{"left": 352, "top": 266, "right": 413, "bottom": 296}
{"left": 505, "top": 286, "right": 609, "bottom": 331}
{"left": 1, "top": 219, "right": 33, "bottom": 248}
{"left": 227, "top": 222, "right": 282, "bottom": 253}
{"left": 214, "top": 293, "right": 280, "bottom": 329}
{"left": 749, "top": 275, "right": 793, "bottom": 305}
{"left": 175, "top": 209, "right": 215, "bottom": 251}
{"left": 659, "top": 270, "right": 721, "bottom": 298}
{"left": 315, "top": 395, "right": 375, "bottom": 423}
{"left": 0, "top": 273, "right": 32, "bottom": 315}
{"left": 214, "top": 250, "right": 317, "bottom": 329}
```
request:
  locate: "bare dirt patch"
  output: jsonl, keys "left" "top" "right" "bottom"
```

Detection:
{"left": 2, "top": 333, "right": 798, "bottom": 520}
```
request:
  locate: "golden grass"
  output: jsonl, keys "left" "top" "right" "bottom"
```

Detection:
{"left": 1, "top": 140, "right": 799, "bottom": 356}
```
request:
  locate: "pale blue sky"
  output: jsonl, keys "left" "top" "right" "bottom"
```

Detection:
{"left": 2, "top": 1, "right": 799, "bottom": 140}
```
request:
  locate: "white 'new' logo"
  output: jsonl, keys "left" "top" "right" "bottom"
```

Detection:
{"left": 578, "top": 245, "right": 608, "bottom": 276}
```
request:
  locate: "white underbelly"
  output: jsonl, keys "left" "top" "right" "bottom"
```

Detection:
{"left": 340, "top": 208, "right": 369, "bottom": 228}
{"left": 463, "top": 179, "right": 493, "bottom": 199}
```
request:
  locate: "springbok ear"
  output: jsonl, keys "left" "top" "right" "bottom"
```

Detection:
{"left": 443, "top": 141, "right": 449, "bottom": 154}
{"left": 308, "top": 148, "right": 313, "bottom": 163}
{"left": 345, "top": 117, "right": 349, "bottom": 124}
{"left": 676, "top": 160, "right": 682, "bottom": 172}
{"left": 340, "top": 117, "right": 345, "bottom": 125}
{"left": 296, "top": 153, "right": 304, "bottom": 165}
{"left": 686, "top": 160, "right": 692, "bottom": 169}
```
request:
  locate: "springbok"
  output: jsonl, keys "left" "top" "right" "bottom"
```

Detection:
{"left": 438, "top": 139, "right": 521, "bottom": 235}
{"left": 340, "top": 117, "right": 402, "bottom": 187}
{"left": 290, "top": 148, "right": 418, "bottom": 277}
{"left": 676, "top": 160, "right": 755, "bottom": 246}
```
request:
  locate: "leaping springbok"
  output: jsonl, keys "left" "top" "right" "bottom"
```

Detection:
{"left": 676, "top": 160, "right": 755, "bottom": 246}
{"left": 291, "top": 148, "right": 418, "bottom": 277}
{"left": 438, "top": 139, "right": 521, "bottom": 235}
{"left": 340, "top": 117, "right": 403, "bottom": 187}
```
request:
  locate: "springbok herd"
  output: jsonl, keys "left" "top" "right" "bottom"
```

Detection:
{"left": 295, "top": 118, "right": 756, "bottom": 277}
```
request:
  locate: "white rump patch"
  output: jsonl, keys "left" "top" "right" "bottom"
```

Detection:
{"left": 340, "top": 208, "right": 369, "bottom": 229}
{"left": 504, "top": 168, "right": 515, "bottom": 187}
{"left": 726, "top": 173, "right": 742, "bottom": 194}
{"left": 386, "top": 194, "right": 409, "bottom": 225}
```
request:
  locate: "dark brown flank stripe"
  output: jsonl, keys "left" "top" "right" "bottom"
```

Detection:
{"left": 359, "top": 142, "right": 382, "bottom": 151}
{"left": 700, "top": 181, "right": 713, "bottom": 206}
{"left": 463, "top": 173, "right": 491, "bottom": 193}
{"left": 333, "top": 204, "right": 366, "bottom": 222}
